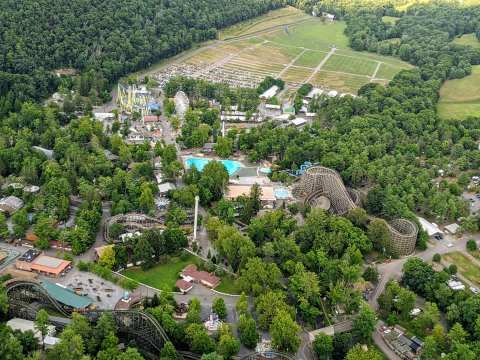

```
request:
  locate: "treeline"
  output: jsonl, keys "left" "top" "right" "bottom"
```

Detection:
{"left": 0, "top": 0, "right": 287, "bottom": 116}
{"left": 345, "top": 5, "right": 480, "bottom": 79}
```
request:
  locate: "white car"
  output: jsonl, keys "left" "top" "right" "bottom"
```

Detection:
{"left": 447, "top": 243, "right": 453, "bottom": 248}
{"left": 470, "top": 286, "right": 479, "bottom": 295}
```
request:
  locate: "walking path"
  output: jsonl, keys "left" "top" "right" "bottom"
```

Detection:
{"left": 370, "top": 62, "right": 382, "bottom": 82}
{"left": 277, "top": 48, "right": 307, "bottom": 77}
{"left": 304, "top": 47, "right": 336, "bottom": 83}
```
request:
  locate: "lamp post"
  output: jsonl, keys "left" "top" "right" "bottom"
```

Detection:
{"left": 193, "top": 195, "right": 199, "bottom": 243}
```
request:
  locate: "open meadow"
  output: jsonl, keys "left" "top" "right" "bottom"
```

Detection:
{"left": 443, "top": 252, "right": 480, "bottom": 287}
{"left": 438, "top": 65, "right": 480, "bottom": 119}
{"left": 161, "top": 7, "right": 412, "bottom": 94}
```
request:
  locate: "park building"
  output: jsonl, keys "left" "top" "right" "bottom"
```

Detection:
{"left": 15, "top": 250, "right": 72, "bottom": 278}
{"left": 0, "top": 195, "right": 24, "bottom": 214}
{"left": 41, "top": 280, "right": 94, "bottom": 310}
{"left": 180, "top": 264, "right": 220, "bottom": 289}
{"left": 259, "top": 85, "right": 279, "bottom": 100}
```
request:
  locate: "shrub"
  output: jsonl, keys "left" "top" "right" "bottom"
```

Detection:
{"left": 448, "top": 264, "right": 458, "bottom": 275}
{"left": 467, "top": 239, "right": 477, "bottom": 252}
{"left": 386, "top": 313, "right": 398, "bottom": 326}
{"left": 287, "top": 203, "right": 299, "bottom": 215}
{"left": 433, "top": 253, "right": 441, "bottom": 262}
{"left": 77, "top": 260, "right": 90, "bottom": 272}
{"left": 363, "top": 266, "right": 379, "bottom": 283}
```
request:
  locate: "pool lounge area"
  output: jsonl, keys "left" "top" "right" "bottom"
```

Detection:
{"left": 184, "top": 156, "right": 243, "bottom": 176}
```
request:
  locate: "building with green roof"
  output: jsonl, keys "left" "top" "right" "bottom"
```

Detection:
{"left": 41, "top": 280, "right": 93, "bottom": 310}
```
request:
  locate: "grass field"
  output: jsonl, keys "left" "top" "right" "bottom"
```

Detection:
{"left": 122, "top": 254, "right": 240, "bottom": 294}
{"left": 443, "top": 251, "right": 480, "bottom": 286}
{"left": 438, "top": 65, "right": 480, "bottom": 119}
{"left": 262, "top": 20, "right": 349, "bottom": 51}
{"left": 215, "top": 276, "right": 241, "bottom": 295}
{"left": 122, "top": 255, "right": 200, "bottom": 291}
{"left": 453, "top": 33, "right": 480, "bottom": 49}
{"left": 219, "top": 6, "right": 309, "bottom": 40}
{"left": 322, "top": 54, "right": 378, "bottom": 76}
{"left": 165, "top": 7, "right": 412, "bottom": 94}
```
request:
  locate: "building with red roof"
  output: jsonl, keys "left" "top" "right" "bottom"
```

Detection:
{"left": 180, "top": 264, "right": 220, "bottom": 289}
{"left": 176, "top": 279, "right": 193, "bottom": 293}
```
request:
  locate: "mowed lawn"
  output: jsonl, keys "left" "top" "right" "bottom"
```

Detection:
{"left": 322, "top": 54, "right": 378, "bottom": 76}
{"left": 293, "top": 50, "right": 328, "bottom": 67}
{"left": 263, "top": 20, "right": 349, "bottom": 51}
{"left": 438, "top": 65, "right": 480, "bottom": 119}
{"left": 443, "top": 251, "right": 480, "bottom": 286}
{"left": 122, "top": 254, "right": 242, "bottom": 294}
{"left": 122, "top": 255, "right": 200, "bottom": 291}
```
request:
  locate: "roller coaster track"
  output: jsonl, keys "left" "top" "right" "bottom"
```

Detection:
{"left": 238, "top": 351, "right": 296, "bottom": 360}
{"left": 293, "top": 166, "right": 418, "bottom": 256}
{"left": 105, "top": 212, "right": 165, "bottom": 243}
{"left": 5, "top": 279, "right": 302, "bottom": 360}
{"left": 4, "top": 279, "right": 178, "bottom": 358}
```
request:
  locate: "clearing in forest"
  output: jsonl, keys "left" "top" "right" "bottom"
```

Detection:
{"left": 167, "top": 7, "right": 412, "bottom": 93}
{"left": 443, "top": 252, "right": 480, "bottom": 287}
{"left": 452, "top": 33, "right": 480, "bottom": 49}
{"left": 438, "top": 65, "right": 480, "bottom": 120}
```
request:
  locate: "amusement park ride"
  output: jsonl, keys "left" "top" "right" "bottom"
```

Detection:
{"left": 117, "top": 84, "right": 158, "bottom": 117}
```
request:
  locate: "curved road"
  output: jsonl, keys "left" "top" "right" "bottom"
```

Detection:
{"left": 368, "top": 234, "right": 471, "bottom": 359}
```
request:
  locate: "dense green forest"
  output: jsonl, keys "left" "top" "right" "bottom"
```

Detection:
{"left": 0, "top": 0, "right": 286, "bottom": 116}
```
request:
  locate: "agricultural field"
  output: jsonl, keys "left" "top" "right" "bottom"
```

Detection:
{"left": 452, "top": 33, "right": 480, "bottom": 48}
{"left": 165, "top": 8, "right": 412, "bottom": 94}
{"left": 438, "top": 65, "right": 480, "bottom": 119}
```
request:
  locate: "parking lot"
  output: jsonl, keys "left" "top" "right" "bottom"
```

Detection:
{"left": 52, "top": 269, "right": 124, "bottom": 310}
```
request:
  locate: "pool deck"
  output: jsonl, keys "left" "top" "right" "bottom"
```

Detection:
{"left": 181, "top": 152, "right": 275, "bottom": 185}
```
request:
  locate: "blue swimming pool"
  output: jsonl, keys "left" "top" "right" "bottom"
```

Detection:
{"left": 274, "top": 187, "right": 290, "bottom": 199}
{"left": 185, "top": 157, "right": 242, "bottom": 176}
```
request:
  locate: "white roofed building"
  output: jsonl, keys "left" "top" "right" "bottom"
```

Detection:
{"left": 260, "top": 85, "right": 279, "bottom": 100}
{"left": 445, "top": 223, "right": 460, "bottom": 235}
{"left": 291, "top": 118, "right": 307, "bottom": 127}
{"left": 417, "top": 217, "right": 443, "bottom": 237}
{"left": 0, "top": 196, "right": 24, "bottom": 214}
{"left": 327, "top": 90, "right": 338, "bottom": 97}
{"left": 306, "top": 88, "right": 324, "bottom": 99}
{"left": 158, "top": 182, "right": 176, "bottom": 194}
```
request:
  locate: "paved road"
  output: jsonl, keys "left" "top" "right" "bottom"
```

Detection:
{"left": 367, "top": 233, "right": 473, "bottom": 359}
{"left": 373, "top": 321, "right": 401, "bottom": 360}
{"left": 369, "top": 233, "right": 470, "bottom": 310}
